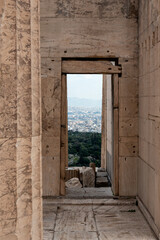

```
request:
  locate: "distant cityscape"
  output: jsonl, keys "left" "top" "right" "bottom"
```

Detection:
{"left": 68, "top": 98, "right": 102, "bottom": 133}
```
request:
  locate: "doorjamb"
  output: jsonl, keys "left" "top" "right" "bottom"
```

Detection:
{"left": 112, "top": 74, "right": 119, "bottom": 196}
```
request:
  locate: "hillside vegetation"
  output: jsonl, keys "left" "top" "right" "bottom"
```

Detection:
{"left": 68, "top": 130, "right": 101, "bottom": 167}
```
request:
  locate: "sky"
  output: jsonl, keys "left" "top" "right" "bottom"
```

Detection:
{"left": 67, "top": 74, "right": 102, "bottom": 100}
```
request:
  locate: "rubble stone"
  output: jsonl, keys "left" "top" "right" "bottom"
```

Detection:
{"left": 65, "top": 178, "right": 82, "bottom": 189}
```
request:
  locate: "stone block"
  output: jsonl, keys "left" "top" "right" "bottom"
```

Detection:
{"left": 119, "top": 157, "right": 137, "bottom": 196}
{"left": 119, "top": 117, "right": 138, "bottom": 137}
{"left": 65, "top": 178, "right": 82, "bottom": 189}
{"left": 119, "top": 137, "right": 138, "bottom": 157}
{"left": 119, "top": 77, "right": 138, "bottom": 98}
{"left": 83, "top": 168, "right": 95, "bottom": 188}
{"left": 119, "top": 97, "right": 138, "bottom": 118}
{"left": 96, "top": 177, "right": 109, "bottom": 188}
{"left": 42, "top": 136, "right": 60, "bottom": 196}
{"left": 97, "top": 172, "right": 108, "bottom": 177}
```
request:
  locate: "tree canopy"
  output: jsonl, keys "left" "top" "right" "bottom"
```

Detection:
{"left": 68, "top": 130, "right": 101, "bottom": 167}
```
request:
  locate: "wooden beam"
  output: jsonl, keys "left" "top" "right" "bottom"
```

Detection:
{"left": 62, "top": 60, "right": 122, "bottom": 74}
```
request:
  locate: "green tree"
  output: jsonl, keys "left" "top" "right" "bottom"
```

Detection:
{"left": 68, "top": 131, "right": 101, "bottom": 167}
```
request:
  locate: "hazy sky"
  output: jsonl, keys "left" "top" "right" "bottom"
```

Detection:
{"left": 67, "top": 74, "right": 102, "bottom": 100}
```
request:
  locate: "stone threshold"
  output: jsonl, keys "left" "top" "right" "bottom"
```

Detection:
{"left": 43, "top": 198, "right": 136, "bottom": 206}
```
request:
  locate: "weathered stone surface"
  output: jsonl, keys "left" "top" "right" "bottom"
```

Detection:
{"left": 43, "top": 200, "right": 157, "bottom": 240}
{"left": 97, "top": 172, "right": 108, "bottom": 177}
{"left": 83, "top": 168, "right": 95, "bottom": 188}
{"left": 97, "top": 168, "right": 106, "bottom": 172}
{"left": 1, "top": 0, "right": 160, "bottom": 239}
{"left": 65, "top": 178, "right": 82, "bottom": 189}
{"left": 40, "top": 0, "right": 139, "bottom": 198}
{"left": 138, "top": 0, "right": 160, "bottom": 237}
{"left": 0, "top": 0, "right": 42, "bottom": 239}
{"left": 41, "top": 0, "right": 138, "bottom": 19}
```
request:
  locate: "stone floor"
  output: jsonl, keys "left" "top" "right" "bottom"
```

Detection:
{"left": 43, "top": 198, "right": 157, "bottom": 240}
{"left": 65, "top": 187, "right": 113, "bottom": 199}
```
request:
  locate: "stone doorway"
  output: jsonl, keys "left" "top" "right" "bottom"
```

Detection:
{"left": 60, "top": 59, "right": 121, "bottom": 197}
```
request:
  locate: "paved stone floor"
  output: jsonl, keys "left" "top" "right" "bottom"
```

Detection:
{"left": 65, "top": 187, "right": 113, "bottom": 199}
{"left": 43, "top": 198, "right": 157, "bottom": 240}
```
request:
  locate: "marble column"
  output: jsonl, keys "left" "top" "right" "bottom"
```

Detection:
{"left": 0, "top": 0, "right": 42, "bottom": 239}
{"left": 0, "top": 1, "right": 17, "bottom": 239}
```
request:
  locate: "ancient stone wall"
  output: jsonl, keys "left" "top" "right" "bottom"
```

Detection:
{"left": 41, "top": 0, "right": 139, "bottom": 196}
{"left": 1, "top": 0, "right": 160, "bottom": 238}
{"left": 0, "top": 0, "right": 42, "bottom": 239}
{"left": 138, "top": 0, "right": 160, "bottom": 234}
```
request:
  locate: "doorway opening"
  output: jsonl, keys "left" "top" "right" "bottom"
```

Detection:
{"left": 67, "top": 74, "right": 102, "bottom": 167}
{"left": 63, "top": 74, "right": 112, "bottom": 198}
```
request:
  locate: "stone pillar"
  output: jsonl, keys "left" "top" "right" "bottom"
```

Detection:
{"left": 31, "top": 0, "right": 42, "bottom": 239}
{"left": 0, "top": 0, "right": 42, "bottom": 239}
{"left": 0, "top": 1, "right": 18, "bottom": 239}
{"left": 16, "top": 0, "right": 33, "bottom": 237}
{"left": 41, "top": 58, "right": 62, "bottom": 196}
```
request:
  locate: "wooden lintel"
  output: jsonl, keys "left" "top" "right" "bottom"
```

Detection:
{"left": 62, "top": 60, "right": 122, "bottom": 74}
